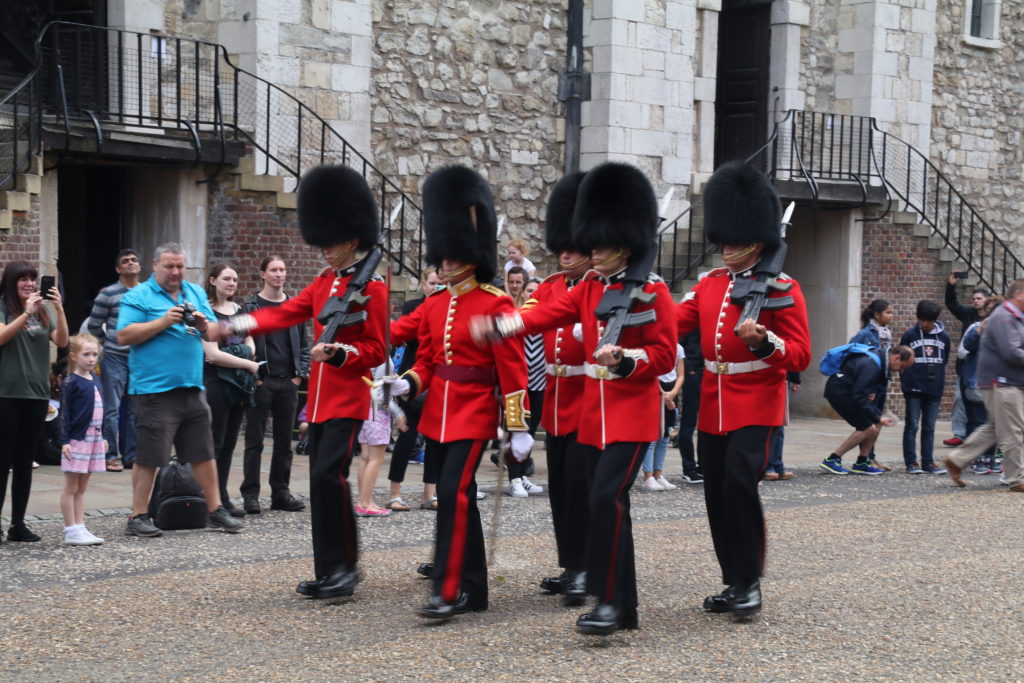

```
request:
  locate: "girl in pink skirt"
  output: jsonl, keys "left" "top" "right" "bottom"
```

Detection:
{"left": 58, "top": 334, "right": 107, "bottom": 546}
{"left": 355, "top": 361, "right": 407, "bottom": 517}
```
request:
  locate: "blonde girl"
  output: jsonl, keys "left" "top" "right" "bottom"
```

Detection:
{"left": 59, "top": 334, "right": 107, "bottom": 545}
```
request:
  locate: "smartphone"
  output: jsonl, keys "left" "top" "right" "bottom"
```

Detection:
{"left": 39, "top": 275, "right": 55, "bottom": 300}
{"left": 953, "top": 271, "right": 969, "bottom": 279}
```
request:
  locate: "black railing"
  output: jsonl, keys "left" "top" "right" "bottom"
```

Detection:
{"left": 0, "top": 21, "right": 423, "bottom": 279}
{"left": 659, "top": 109, "right": 1024, "bottom": 295}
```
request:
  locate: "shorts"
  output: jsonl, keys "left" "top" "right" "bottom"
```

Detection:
{"left": 132, "top": 388, "right": 215, "bottom": 468}
{"left": 825, "top": 390, "right": 876, "bottom": 431}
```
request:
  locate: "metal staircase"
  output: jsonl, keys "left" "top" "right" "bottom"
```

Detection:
{"left": 657, "top": 110, "right": 1024, "bottom": 297}
{"left": 0, "top": 21, "right": 423, "bottom": 278}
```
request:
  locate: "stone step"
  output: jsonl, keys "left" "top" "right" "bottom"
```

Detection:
{"left": 16, "top": 173, "right": 41, "bottom": 195}
{"left": 0, "top": 208, "right": 10, "bottom": 230}
{"left": 276, "top": 191, "right": 297, "bottom": 209}
{"left": 912, "top": 224, "right": 931, "bottom": 238}
{"left": 0, "top": 191, "right": 30, "bottom": 212}
{"left": 892, "top": 210, "right": 919, "bottom": 224}
{"left": 240, "top": 173, "right": 284, "bottom": 193}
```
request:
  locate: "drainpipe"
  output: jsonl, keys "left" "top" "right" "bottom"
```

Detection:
{"left": 558, "top": 0, "right": 590, "bottom": 174}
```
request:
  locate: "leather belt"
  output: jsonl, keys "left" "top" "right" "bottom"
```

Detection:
{"left": 584, "top": 363, "right": 622, "bottom": 380}
{"left": 546, "top": 363, "right": 586, "bottom": 377}
{"left": 704, "top": 359, "right": 771, "bottom": 375}
{"left": 434, "top": 364, "right": 498, "bottom": 384}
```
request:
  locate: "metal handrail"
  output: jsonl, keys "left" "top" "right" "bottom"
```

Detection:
{"left": 0, "top": 21, "right": 424, "bottom": 279}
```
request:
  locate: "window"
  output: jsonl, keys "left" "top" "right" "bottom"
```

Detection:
{"left": 963, "top": 0, "right": 1001, "bottom": 46}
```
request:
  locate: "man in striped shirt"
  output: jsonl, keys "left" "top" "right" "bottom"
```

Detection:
{"left": 86, "top": 249, "right": 141, "bottom": 471}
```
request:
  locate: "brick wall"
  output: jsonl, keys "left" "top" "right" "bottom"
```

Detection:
{"left": 0, "top": 194, "right": 41, "bottom": 266}
{"left": 861, "top": 214, "right": 964, "bottom": 422}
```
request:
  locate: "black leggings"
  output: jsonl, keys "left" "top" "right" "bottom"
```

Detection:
{"left": 205, "top": 376, "right": 245, "bottom": 504}
{"left": 0, "top": 397, "right": 48, "bottom": 527}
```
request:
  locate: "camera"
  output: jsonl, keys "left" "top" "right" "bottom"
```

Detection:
{"left": 953, "top": 271, "right": 969, "bottom": 279}
{"left": 178, "top": 301, "right": 199, "bottom": 328}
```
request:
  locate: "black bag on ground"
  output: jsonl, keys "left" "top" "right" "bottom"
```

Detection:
{"left": 147, "top": 459, "right": 208, "bottom": 530}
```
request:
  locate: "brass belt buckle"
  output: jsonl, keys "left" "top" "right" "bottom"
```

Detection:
{"left": 716, "top": 362, "right": 729, "bottom": 375}
{"left": 554, "top": 365, "right": 567, "bottom": 377}
{"left": 595, "top": 366, "right": 609, "bottom": 379}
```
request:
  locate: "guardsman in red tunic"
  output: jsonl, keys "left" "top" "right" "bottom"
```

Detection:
{"left": 229, "top": 166, "right": 387, "bottom": 600}
{"left": 476, "top": 163, "right": 677, "bottom": 635}
{"left": 521, "top": 171, "right": 593, "bottom": 606}
{"left": 675, "top": 162, "right": 811, "bottom": 618}
{"left": 388, "top": 165, "right": 532, "bottom": 623}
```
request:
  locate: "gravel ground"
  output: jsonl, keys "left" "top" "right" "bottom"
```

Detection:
{"left": 1, "top": 467, "right": 1020, "bottom": 681}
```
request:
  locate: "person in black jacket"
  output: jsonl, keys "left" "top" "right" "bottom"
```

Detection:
{"left": 239, "top": 256, "right": 310, "bottom": 515}
{"left": 821, "top": 345, "right": 914, "bottom": 473}
{"left": 943, "top": 272, "right": 990, "bottom": 446}
{"left": 899, "top": 300, "right": 951, "bottom": 474}
{"left": 676, "top": 328, "right": 704, "bottom": 482}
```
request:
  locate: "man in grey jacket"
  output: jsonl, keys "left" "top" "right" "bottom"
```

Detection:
{"left": 945, "top": 278, "right": 1024, "bottom": 491}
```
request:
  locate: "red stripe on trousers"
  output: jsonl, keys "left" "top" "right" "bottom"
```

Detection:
{"left": 441, "top": 439, "right": 484, "bottom": 602}
{"left": 604, "top": 442, "right": 645, "bottom": 603}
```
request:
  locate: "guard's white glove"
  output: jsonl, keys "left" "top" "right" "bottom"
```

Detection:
{"left": 386, "top": 377, "right": 411, "bottom": 396}
{"left": 572, "top": 323, "right": 583, "bottom": 341}
{"left": 510, "top": 432, "right": 534, "bottom": 462}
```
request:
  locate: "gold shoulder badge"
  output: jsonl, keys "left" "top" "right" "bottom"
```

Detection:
{"left": 480, "top": 283, "right": 507, "bottom": 297}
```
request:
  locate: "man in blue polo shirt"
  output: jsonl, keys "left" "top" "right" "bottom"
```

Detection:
{"left": 117, "top": 242, "right": 242, "bottom": 537}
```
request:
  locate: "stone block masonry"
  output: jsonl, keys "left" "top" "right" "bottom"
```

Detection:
{"left": 371, "top": 0, "right": 567, "bottom": 275}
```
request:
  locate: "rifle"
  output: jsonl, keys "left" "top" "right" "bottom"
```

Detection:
{"left": 316, "top": 246, "right": 383, "bottom": 346}
{"left": 729, "top": 201, "right": 796, "bottom": 334}
{"left": 592, "top": 240, "right": 660, "bottom": 351}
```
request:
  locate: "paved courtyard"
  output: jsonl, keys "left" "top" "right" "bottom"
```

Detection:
{"left": 1, "top": 417, "right": 1020, "bottom": 680}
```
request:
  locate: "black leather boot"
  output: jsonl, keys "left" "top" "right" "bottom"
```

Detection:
{"left": 562, "top": 570, "right": 587, "bottom": 606}
{"left": 416, "top": 562, "right": 434, "bottom": 578}
{"left": 702, "top": 585, "right": 737, "bottom": 613}
{"left": 576, "top": 603, "right": 625, "bottom": 635}
{"left": 296, "top": 577, "right": 326, "bottom": 597}
{"left": 417, "top": 593, "right": 487, "bottom": 621}
{"left": 727, "top": 580, "right": 761, "bottom": 617}
{"left": 539, "top": 571, "right": 567, "bottom": 594}
{"left": 312, "top": 568, "right": 360, "bottom": 599}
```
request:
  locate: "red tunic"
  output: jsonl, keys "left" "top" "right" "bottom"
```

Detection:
{"left": 523, "top": 273, "right": 587, "bottom": 436}
{"left": 519, "top": 273, "right": 677, "bottom": 449}
{"left": 247, "top": 267, "right": 387, "bottom": 424}
{"left": 404, "top": 277, "right": 530, "bottom": 443}
{"left": 676, "top": 267, "right": 811, "bottom": 435}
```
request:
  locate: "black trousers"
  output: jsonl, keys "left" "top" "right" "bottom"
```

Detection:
{"left": 241, "top": 376, "right": 299, "bottom": 499}
{"left": 0, "top": 398, "right": 47, "bottom": 527}
{"left": 429, "top": 438, "right": 487, "bottom": 603}
{"left": 307, "top": 418, "right": 361, "bottom": 578}
{"left": 699, "top": 425, "right": 773, "bottom": 586}
{"left": 205, "top": 375, "right": 245, "bottom": 504}
{"left": 387, "top": 395, "right": 437, "bottom": 485}
{"left": 581, "top": 440, "right": 646, "bottom": 609}
{"left": 545, "top": 432, "right": 589, "bottom": 572}
{"left": 677, "top": 369, "right": 702, "bottom": 476}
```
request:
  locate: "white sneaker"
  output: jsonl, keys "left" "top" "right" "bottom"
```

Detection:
{"left": 508, "top": 478, "right": 528, "bottom": 498}
{"left": 656, "top": 476, "right": 677, "bottom": 490}
{"left": 521, "top": 476, "right": 544, "bottom": 495}
{"left": 476, "top": 491, "right": 487, "bottom": 500}
{"left": 640, "top": 477, "right": 664, "bottom": 491}
{"left": 81, "top": 528, "right": 105, "bottom": 545}
{"left": 64, "top": 527, "right": 98, "bottom": 546}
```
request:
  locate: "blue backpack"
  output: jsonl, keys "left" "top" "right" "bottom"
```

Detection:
{"left": 819, "top": 343, "right": 881, "bottom": 376}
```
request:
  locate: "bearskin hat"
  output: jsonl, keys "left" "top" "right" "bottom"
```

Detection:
{"left": 544, "top": 171, "right": 586, "bottom": 255}
{"left": 703, "top": 161, "right": 782, "bottom": 248}
{"left": 422, "top": 165, "right": 498, "bottom": 283}
{"left": 571, "top": 162, "right": 657, "bottom": 263}
{"left": 297, "top": 164, "right": 379, "bottom": 250}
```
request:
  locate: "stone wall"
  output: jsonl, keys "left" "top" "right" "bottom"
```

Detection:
{"left": 370, "top": 0, "right": 567, "bottom": 276}
{"left": 800, "top": 0, "right": 840, "bottom": 114}
{"left": 860, "top": 213, "right": 960, "bottom": 419}
{"left": 930, "top": 0, "right": 1024, "bottom": 257}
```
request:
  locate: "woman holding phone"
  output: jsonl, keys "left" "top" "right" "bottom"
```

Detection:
{"left": 0, "top": 261, "right": 69, "bottom": 542}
